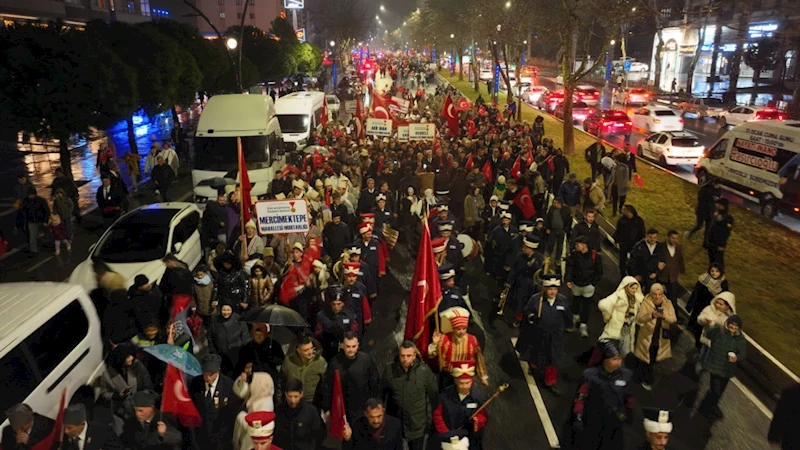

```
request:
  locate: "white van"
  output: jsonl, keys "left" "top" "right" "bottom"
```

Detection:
{"left": 695, "top": 120, "right": 800, "bottom": 218}
{"left": 0, "top": 283, "right": 104, "bottom": 433}
{"left": 193, "top": 94, "right": 284, "bottom": 204}
{"left": 274, "top": 91, "right": 325, "bottom": 152}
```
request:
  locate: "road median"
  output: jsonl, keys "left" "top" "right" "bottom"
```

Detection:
{"left": 438, "top": 71, "right": 800, "bottom": 382}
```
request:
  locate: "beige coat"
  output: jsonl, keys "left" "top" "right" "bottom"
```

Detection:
{"left": 633, "top": 295, "right": 677, "bottom": 363}
{"left": 598, "top": 276, "right": 644, "bottom": 354}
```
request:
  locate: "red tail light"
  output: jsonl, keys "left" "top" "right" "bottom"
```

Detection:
{"left": 625, "top": 121, "right": 632, "bottom": 126}
{"left": 678, "top": 119, "right": 684, "bottom": 123}
{"left": 602, "top": 121, "right": 611, "bottom": 127}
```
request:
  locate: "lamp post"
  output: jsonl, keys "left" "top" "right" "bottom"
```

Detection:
{"left": 606, "top": 39, "right": 616, "bottom": 83}
{"left": 330, "top": 40, "right": 337, "bottom": 91}
{"left": 226, "top": 38, "right": 241, "bottom": 91}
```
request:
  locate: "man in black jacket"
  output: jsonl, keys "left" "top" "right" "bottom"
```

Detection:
{"left": 151, "top": 156, "right": 176, "bottom": 202}
{"left": 769, "top": 384, "right": 800, "bottom": 450}
{"left": 627, "top": 229, "right": 665, "bottom": 292}
{"left": 322, "top": 332, "right": 381, "bottom": 425}
{"left": 704, "top": 197, "right": 734, "bottom": 267}
{"left": 62, "top": 403, "right": 124, "bottom": 450}
{"left": 544, "top": 197, "right": 572, "bottom": 263}
{"left": 189, "top": 354, "right": 241, "bottom": 450}
{"left": 121, "top": 391, "right": 182, "bottom": 450}
{"left": 565, "top": 236, "right": 603, "bottom": 338}
{"left": 612, "top": 204, "right": 646, "bottom": 277}
{"left": 584, "top": 137, "right": 606, "bottom": 182}
{"left": 273, "top": 379, "right": 324, "bottom": 450}
{"left": 343, "top": 398, "right": 403, "bottom": 450}
{"left": 686, "top": 178, "right": 721, "bottom": 240}
{"left": 2, "top": 403, "right": 54, "bottom": 450}
{"left": 571, "top": 209, "right": 602, "bottom": 252}
{"left": 21, "top": 186, "right": 50, "bottom": 255}
{"left": 203, "top": 191, "right": 229, "bottom": 249}
{"left": 323, "top": 210, "right": 353, "bottom": 261}
{"left": 159, "top": 254, "right": 193, "bottom": 326}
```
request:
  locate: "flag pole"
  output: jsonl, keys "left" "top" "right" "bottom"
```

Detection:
{"left": 237, "top": 137, "right": 247, "bottom": 262}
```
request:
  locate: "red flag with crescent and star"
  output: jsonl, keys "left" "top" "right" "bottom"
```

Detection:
{"left": 456, "top": 96, "right": 471, "bottom": 112}
{"left": 238, "top": 137, "right": 252, "bottom": 225}
{"left": 481, "top": 160, "right": 493, "bottom": 183}
{"left": 161, "top": 363, "right": 203, "bottom": 427}
{"left": 372, "top": 93, "right": 393, "bottom": 120}
{"left": 29, "top": 388, "right": 67, "bottom": 450}
{"left": 440, "top": 94, "right": 460, "bottom": 137}
{"left": 330, "top": 369, "right": 348, "bottom": 440}
{"left": 465, "top": 153, "right": 474, "bottom": 171}
{"left": 510, "top": 155, "right": 522, "bottom": 180}
{"left": 403, "top": 221, "right": 442, "bottom": 360}
{"left": 321, "top": 96, "right": 329, "bottom": 126}
{"left": 279, "top": 236, "right": 322, "bottom": 305}
{"left": 514, "top": 185, "right": 536, "bottom": 219}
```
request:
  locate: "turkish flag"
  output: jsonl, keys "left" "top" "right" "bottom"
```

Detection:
{"left": 440, "top": 94, "right": 460, "bottom": 137}
{"left": 30, "top": 388, "right": 67, "bottom": 450}
{"left": 162, "top": 364, "right": 203, "bottom": 427}
{"left": 321, "top": 96, "right": 329, "bottom": 126}
{"left": 279, "top": 237, "right": 322, "bottom": 305}
{"left": 403, "top": 221, "right": 442, "bottom": 359}
{"left": 482, "top": 160, "right": 493, "bottom": 183}
{"left": 313, "top": 149, "right": 324, "bottom": 169}
{"left": 456, "top": 96, "right": 471, "bottom": 112}
{"left": 465, "top": 153, "right": 474, "bottom": 171}
{"left": 467, "top": 119, "right": 477, "bottom": 137}
{"left": 330, "top": 370, "right": 348, "bottom": 440}
{"left": 238, "top": 137, "right": 252, "bottom": 225}
{"left": 372, "top": 94, "right": 392, "bottom": 119}
{"left": 510, "top": 155, "right": 522, "bottom": 180}
{"left": 525, "top": 148, "right": 534, "bottom": 166}
{"left": 514, "top": 186, "right": 536, "bottom": 219}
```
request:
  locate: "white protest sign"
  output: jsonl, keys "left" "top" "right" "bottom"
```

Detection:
{"left": 366, "top": 118, "right": 393, "bottom": 137}
{"left": 255, "top": 199, "right": 310, "bottom": 235}
{"left": 390, "top": 96, "right": 410, "bottom": 114}
{"left": 397, "top": 125, "right": 409, "bottom": 142}
{"left": 408, "top": 123, "right": 436, "bottom": 141}
{"left": 344, "top": 100, "right": 357, "bottom": 114}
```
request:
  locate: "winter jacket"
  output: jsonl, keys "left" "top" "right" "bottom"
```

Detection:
{"left": 544, "top": 205, "right": 572, "bottom": 235}
{"left": 626, "top": 239, "right": 665, "bottom": 281}
{"left": 705, "top": 211, "right": 734, "bottom": 249}
{"left": 580, "top": 182, "right": 606, "bottom": 213}
{"left": 565, "top": 249, "right": 603, "bottom": 287}
{"left": 98, "top": 359, "right": 153, "bottom": 418}
{"left": 612, "top": 214, "right": 645, "bottom": 249}
{"left": 463, "top": 193, "right": 485, "bottom": 226}
{"left": 598, "top": 276, "right": 644, "bottom": 353}
{"left": 237, "top": 338, "right": 285, "bottom": 380}
{"left": 557, "top": 181, "right": 582, "bottom": 207}
{"left": 381, "top": 358, "right": 438, "bottom": 440}
{"left": 633, "top": 295, "right": 677, "bottom": 363}
{"left": 128, "top": 284, "right": 164, "bottom": 330}
{"left": 697, "top": 291, "right": 736, "bottom": 346}
{"left": 193, "top": 279, "right": 215, "bottom": 316}
{"left": 214, "top": 266, "right": 251, "bottom": 306}
{"left": 281, "top": 349, "right": 328, "bottom": 404}
{"left": 52, "top": 194, "right": 75, "bottom": 220}
{"left": 273, "top": 401, "right": 325, "bottom": 450}
{"left": 207, "top": 313, "right": 251, "bottom": 356}
{"left": 571, "top": 220, "right": 602, "bottom": 252}
{"left": 702, "top": 318, "right": 746, "bottom": 378}
{"left": 607, "top": 164, "right": 630, "bottom": 196}
{"left": 22, "top": 195, "right": 50, "bottom": 224}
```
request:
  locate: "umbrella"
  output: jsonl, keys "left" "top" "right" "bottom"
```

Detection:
{"left": 302, "top": 145, "right": 330, "bottom": 156}
{"left": 241, "top": 304, "right": 309, "bottom": 328}
{"left": 142, "top": 344, "right": 202, "bottom": 376}
{"left": 196, "top": 177, "right": 237, "bottom": 188}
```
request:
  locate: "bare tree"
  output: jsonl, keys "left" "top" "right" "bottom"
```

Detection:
{"left": 308, "top": 0, "right": 376, "bottom": 66}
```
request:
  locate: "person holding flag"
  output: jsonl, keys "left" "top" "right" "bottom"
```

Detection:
{"left": 403, "top": 221, "right": 442, "bottom": 360}
{"left": 188, "top": 354, "right": 242, "bottom": 450}
{"left": 322, "top": 332, "right": 380, "bottom": 432}
{"left": 121, "top": 391, "right": 182, "bottom": 450}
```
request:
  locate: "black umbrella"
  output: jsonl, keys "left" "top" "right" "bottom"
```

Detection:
{"left": 241, "top": 304, "right": 309, "bottom": 328}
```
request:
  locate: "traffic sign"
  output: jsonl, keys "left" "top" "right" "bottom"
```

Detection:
{"left": 623, "top": 60, "right": 632, "bottom": 72}
{"left": 295, "top": 28, "right": 306, "bottom": 42}
{"left": 284, "top": 0, "right": 304, "bottom": 9}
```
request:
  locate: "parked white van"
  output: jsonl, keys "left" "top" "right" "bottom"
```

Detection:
{"left": 192, "top": 94, "right": 285, "bottom": 204}
{"left": 695, "top": 120, "right": 800, "bottom": 218}
{"left": 0, "top": 283, "right": 104, "bottom": 434}
{"left": 274, "top": 91, "right": 325, "bottom": 152}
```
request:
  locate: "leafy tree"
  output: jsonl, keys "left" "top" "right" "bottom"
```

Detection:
{"left": 295, "top": 42, "right": 323, "bottom": 74}
{"left": 743, "top": 37, "right": 780, "bottom": 85}
{"left": 0, "top": 22, "right": 137, "bottom": 176}
{"left": 270, "top": 16, "right": 298, "bottom": 42}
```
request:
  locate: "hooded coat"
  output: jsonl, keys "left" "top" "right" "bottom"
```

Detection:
{"left": 598, "top": 276, "right": 644, "bottom": 354}
{"left": 207, "top": 312, "right": 251, "bottom": 358}
{"left": 633, "top": 294, "right": 678, "bottom": 363}
{"left": 233, "top": 373, "right": 275, "bottom": 450}
{"left": 702, "top": 315, "right": 746, "bottom": 378}
{"left": 697, "top": 291, "right": 736, "bottom": 346}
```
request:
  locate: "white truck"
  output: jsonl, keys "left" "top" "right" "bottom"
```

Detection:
{"left": 192, "top": 94, "right": 285, "bottom": 204}
{"left": 695, "top": 120, "right": 800, "bottom": 218}
{"left": 274, "top": 91, "right": 325, "bottom": 152}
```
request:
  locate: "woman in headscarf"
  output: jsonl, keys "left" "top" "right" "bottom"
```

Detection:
{"left": 207, "top": 304, "right": 251, "bottom": 376}
{"left": 598, "top": 276, "right": 644, "bottom": 359}
{"left": 98, "top": 344, "right": 153, "bottom": 420}
{"left": 686, "top": 262, "right": 728, "bottom": 350}
{"left": 232, "top": 371, "right": 275, "bottom": 450}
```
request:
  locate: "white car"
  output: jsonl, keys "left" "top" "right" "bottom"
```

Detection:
{"left": 614, "top": 88, "right": 651, "bottom": 106}
{"left": 717, "top": 106, "right": 787, "bottom": 127}
{"left": 479, "top": 68, "right": 493, "bottom": 81}
{"left": 576, "top": 85, "right": 600, "bottom": 106}
{"left": 522, "top": 85, "right": 548, "bottom": 104}
{"left": 69, "top": 203, "right": 203, "bottom": 291}
{"left": 630, "top": 106, "right": 684, "bottom": 133}
{"left": 629, "top": 61, "right": 649, "bottom": 72}
{"left": 326, "top": 95, "right": 340, "bottom": 116}
{"left": 637, "top": 131, "right": 705, "bottom": 166}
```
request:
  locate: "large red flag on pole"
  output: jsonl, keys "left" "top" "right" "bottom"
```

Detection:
{"left": 510, "top": 155, "right": 522, "bottom": 180}
{"left": 31, "top": 388, "right": 67, "bottom": 450}
{"left": 403, "top": 220, "right": 442, "bottom": 360}
{"left": 237, "top": 137, "right": 253, "bottom": 261}
{"left": 161, "top": 364, "right": 203, "bottom": 427}
{"left": 329, "top": 369, "right": 348, "bottom": 440}
{"left": 514, "top": 186, "right": 536, "bottom": 219}
{"left": 321, "top": 96, "right": 329, "bottom": 126}
{"left": 439, "top": 94, "right": 460, "bottom": 137}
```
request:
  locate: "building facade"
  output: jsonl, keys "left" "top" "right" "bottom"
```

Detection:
{"left": 192, "top": 0, "right": 282, "bottom": 38}
{"left": 650, "top": 0, "right": 799, "bottom": 94}
{"left": 0, "top": 0, "right": 173, "bottom": 26}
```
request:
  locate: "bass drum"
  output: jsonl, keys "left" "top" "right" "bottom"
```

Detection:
{"left": 457, "top": 234, "right": 481, "bottom": 261}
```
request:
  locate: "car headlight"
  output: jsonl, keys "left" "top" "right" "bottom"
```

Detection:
{"left": 195, "top": 196, "right": 208, "bottom": 204}
{"left": 298, "top": 138, "right": 307, "bottom": 147}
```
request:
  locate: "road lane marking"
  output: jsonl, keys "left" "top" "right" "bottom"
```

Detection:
{"left": 0, "top": 246, "right": 21, "bottom": 261}
{"left": 26, "top": 255, "right": 54, "bottom": 272}
{"left": 510, "top": 336, "right": 561, "bottom": 448}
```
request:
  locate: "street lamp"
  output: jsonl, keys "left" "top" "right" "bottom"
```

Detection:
{"left": 380, "top": 4, "right": 385, "bottom": 11}
{"left": 505, "top": 1, "right": 511, "bottom": 8}
{"left": 330, "top": 41, "right": 337, "bottom": 88}
{"left": 450, "top": 33, "right": 455, "bottom": 39}
{"left": 226, "top": 37, "right": 238, "bottom": 50}
{"left": 606, "top": 40, "right": 617, "bottom": 83}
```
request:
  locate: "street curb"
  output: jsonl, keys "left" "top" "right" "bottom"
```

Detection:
{"left": 437, "top": 73, "right": 797, "bottom": 405}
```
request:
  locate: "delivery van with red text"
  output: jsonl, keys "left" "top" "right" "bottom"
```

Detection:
{"left": 695, "top": 120, "right": 800, "bottom": 218}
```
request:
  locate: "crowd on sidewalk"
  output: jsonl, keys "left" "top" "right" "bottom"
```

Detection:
{"left": 3, "top": 56, "right": 795, "bottom": 450}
